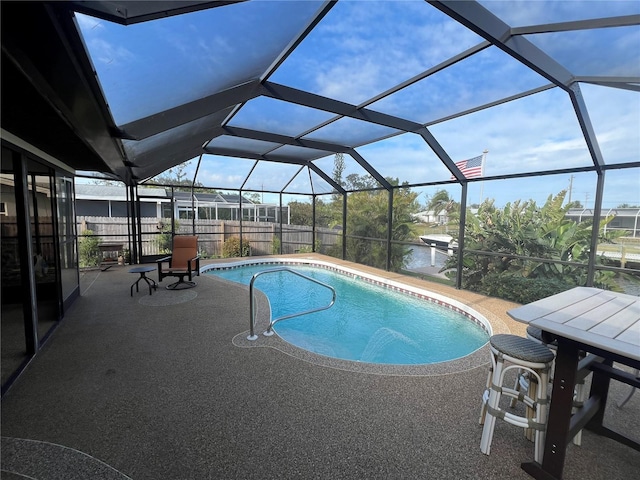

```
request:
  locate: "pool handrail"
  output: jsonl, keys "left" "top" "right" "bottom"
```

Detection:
{"left": 247, "top": 267, "right": 336, "bottom": 340}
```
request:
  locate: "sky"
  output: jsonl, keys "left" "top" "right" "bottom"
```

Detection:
{"left": 75, "top": 0, "right": 639, "bottom": 210}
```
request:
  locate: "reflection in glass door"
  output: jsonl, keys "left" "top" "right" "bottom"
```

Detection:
{"left": 1, "top": 147, "right": 67, "bottom": 392}
{"left": 1, "top": 149, "right": 27, "bottom": 386}
{"left": 27, "top": 164, "right": 61, "bottom": 342}
{"left": 57, "top": 174, "right": 79, "bottom": 305}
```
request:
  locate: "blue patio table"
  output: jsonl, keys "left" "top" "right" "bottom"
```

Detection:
{"left": 129, "top": 266, "right": 158, "bottom": 296}
{"left": 507, "top": 287, "right": 640, "bottom": 480}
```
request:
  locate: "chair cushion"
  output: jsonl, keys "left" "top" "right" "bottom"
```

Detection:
{"left": 171, "top": 236, "right": 198, "bottom": 268}
{"left": 165, "top": 267, "right": 188, "bottom": 273}
{"left": 490, "top": 334, "right": 555, "bottom": 364}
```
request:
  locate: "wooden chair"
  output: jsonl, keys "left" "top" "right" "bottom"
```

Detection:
{"left": 157, "top": 236, "right": 200, "bottom": 290}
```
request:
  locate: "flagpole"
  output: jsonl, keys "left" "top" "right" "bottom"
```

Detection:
{"left": 480, "top": 149, "right": 488, "bottom": 204}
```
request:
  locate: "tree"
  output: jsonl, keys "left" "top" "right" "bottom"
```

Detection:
{"left": 245, "top": 192, "right": 261, "bottom": 204}
{"left": 344, "top": 173, "right": 377, "bottom": 190}
{"left": 289, "top": 201, "right": 313, "bottom": 226}
{"left": 332, "top": 153, "right": 345, "bottom": 203}
{"left": 287, "top": 199, "right": 334, "bottom": 228}
{"left": 156, "top": 221, "right": 179, "bottom": 253}
{"left": 332, "top": 153, "right": 345, "bottom": 187}
{"left": 330, "top": 177, "right": 420, "bottom": 271}
{"left": 425, "top": 189, "right": 458, "bottom": 224}
{"left": 90, "top": 178, "right": 121, "bottom": 186}
{"left": 78, "top": 230, "right": 101, "bottom": 267}
{"left": 290, "top": 169, "right": 424, "bottom": 268}
{"left": 444, "top": 190, "right": 624, "bottom": 303}
{"left": 222, "top": 236, "right": 250, "bottom": 257}
{"left": 315, "top": 198, "right": 334, "bottom": 228}
{"left": 147, "top": 162, "right": 204, "bottom": 191}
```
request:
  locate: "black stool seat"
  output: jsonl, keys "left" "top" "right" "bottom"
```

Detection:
{"left": 526, "top": 325, "right": 558, "bottom": 346}
{"left": 490, "top": 334, "right": 555, "bottom": 364}
{"left": 526, "top": 325, "right": 544, "bottom": 342}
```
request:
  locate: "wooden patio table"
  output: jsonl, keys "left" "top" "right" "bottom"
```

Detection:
{"left": 507, "top": 287, "right": 640, "bottom": 480}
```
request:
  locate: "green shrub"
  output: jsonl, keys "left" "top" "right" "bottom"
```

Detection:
{"left": 198, "top": 248, "right": 212, "bottom": 260}
{"left": 272, "top": 236, "right": 281, "bottom": 254}
{"left": 79, "top": 230, "right": 101, "bottom": 267}
{"left": 222, "top": 237, "right": 250, "bottom": 257}
{"left": 472, "top": 273, "right": 573, "bottom": 304}
{"left": 296, "top": 239, "right": 321, "bottom": 254}
{"left": 156, "top": 221, "right": 178, "bottom": 254}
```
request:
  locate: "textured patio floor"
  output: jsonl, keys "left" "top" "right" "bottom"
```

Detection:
{"left": 1, "top": 254, "right": 638, "bottom": 480}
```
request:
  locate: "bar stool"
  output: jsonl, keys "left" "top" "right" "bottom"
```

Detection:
{"left": 509, "top": 326, "right": 556, "bottom": 420}
{"left": 479, "top": 334, "right": 555, "bottom": 464}
{"left": 526, "top": 325, "right": 554, "bottom": 345}
{"left": 519, "top": 325, "right": 587, "bottom": 446}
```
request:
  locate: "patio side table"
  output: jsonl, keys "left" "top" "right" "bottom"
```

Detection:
{"left": 129, "top": 266, "right": 158, "bottom": 296}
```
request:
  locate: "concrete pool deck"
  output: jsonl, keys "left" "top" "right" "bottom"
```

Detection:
{"left": 1, "top": 254, "right": 638, "bottom": 479}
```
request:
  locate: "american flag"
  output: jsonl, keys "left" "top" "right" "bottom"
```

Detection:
{"left": 453, "top": 155, "right": 484, "bottom": 179}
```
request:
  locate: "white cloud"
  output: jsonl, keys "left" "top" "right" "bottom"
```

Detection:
{"left": 74, "top": 13, "right": 104, "bottom": 32}
{"left": 89, "top": 38, "right": 135, "bottom": 66}
{"left": 479, "top": 0, "right": 640, "bottom": 26}
{"left": 75, "top": 2, "right": 637, "bottom": 208}
{"left": 200, "top": 172, "right": 246, "bottom": 187}
{"left": 291, "top": 1, "right": 483, "bottom": 103}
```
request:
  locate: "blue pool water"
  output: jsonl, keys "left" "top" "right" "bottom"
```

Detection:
{"left": 207, "top": 264, "right": 489, "bottom": 365}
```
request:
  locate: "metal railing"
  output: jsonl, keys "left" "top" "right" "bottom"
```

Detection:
{"left": 247, "top": 267, "right": 336, "bottom": 340}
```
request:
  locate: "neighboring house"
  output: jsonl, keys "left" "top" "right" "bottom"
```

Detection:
{"left": 411, "top": 210, "right": 448, "bottom": 225}
{"left": 75, "top": 184, "right": 163, "bottom": 218}
{"left": 566, "top": 208, "right": 640, "bottom": 238}
{"left": 412, "top": 206, "right": 639, "bottom": 238}
{"left": 411, "top": 208, "right": 479, "bottom": 226}
{"left": 75, "top": 184, "right": 290, "bottom": 224}
{"left": 0, "top": 175, "right": 17, "bottom": 217}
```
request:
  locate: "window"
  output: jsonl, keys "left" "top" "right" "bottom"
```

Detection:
{"left": 178, "top": 206, "right": 194, "bottom": 220}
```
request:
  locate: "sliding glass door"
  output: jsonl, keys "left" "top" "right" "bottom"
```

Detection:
{"left": 1, "top": 144, "right": 78, "bottom": 393}
{"left": 0, "top": 147, "right": 27, "bottom": 387}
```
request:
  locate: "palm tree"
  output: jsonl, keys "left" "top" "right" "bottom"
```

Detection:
{"left": 426, "top": 189, "right": 458, "bottom": 226}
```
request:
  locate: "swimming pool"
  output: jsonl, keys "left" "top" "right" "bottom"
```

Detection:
{"left": 205, "top": 260, "right": 491, "bottom": 365}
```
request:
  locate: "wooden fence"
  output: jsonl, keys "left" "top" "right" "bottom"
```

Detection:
{"left": 78, "top": 217, "right": 339, "bottom": 257}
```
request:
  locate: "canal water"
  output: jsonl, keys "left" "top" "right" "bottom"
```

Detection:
{"left": 405, "top": 245, "right": 448, "bottom": 271}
